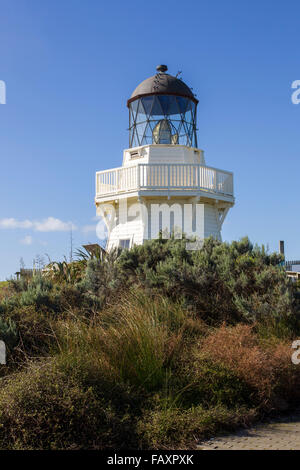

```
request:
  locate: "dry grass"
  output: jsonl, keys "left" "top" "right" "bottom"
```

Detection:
{"left": 0, "top": 281, "right": 9, "bottom": 302}
{"left": 201, "top": 324, "right": 300, "bottom": 409}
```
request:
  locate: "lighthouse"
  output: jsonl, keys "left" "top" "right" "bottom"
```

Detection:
{"left": 95, "top": 65, "right": 235, "bottom": 250}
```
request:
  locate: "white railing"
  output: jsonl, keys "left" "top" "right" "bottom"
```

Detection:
{"left": 96, "top": 164, "right": 233, "bottom": 198}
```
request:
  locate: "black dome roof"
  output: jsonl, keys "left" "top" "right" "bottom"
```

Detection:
{"left": 127, "top": 66, "right": 198, "bottom": 107}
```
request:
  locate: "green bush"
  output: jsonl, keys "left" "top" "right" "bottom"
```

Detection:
{"left": 5, "top": 305, "right": 54, "bottom": 359}
{"left": 0, "top": 317, "right": 17, "bottom": 349}
{"left": 80, "top": 250, "right": 122, "bottom": 308}
{"left": 3, "top": 275, "right": 54, "bottom": 311}
{"left": 118, "top": 237, "right": 294, "bottom": 328}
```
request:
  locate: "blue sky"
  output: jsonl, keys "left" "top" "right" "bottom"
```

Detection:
{"left": 1, "top": 0, "right": 300, "bottom": 279}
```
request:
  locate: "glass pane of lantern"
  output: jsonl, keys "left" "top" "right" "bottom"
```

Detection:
{"left": 157, "top": 95, "right": 170, "bottom": 115}
{"left": 136, "top": 121, "right": 148, "bottom": 144}
{"left": 176, "top": 96, "right": 188, "bottom": 115}
{"left": 130, "top": 100, "right": 139, "bottom": 119}
{"left": 137, "top": 99, "right": 146, "bottom": 116}
{"left": 150, "top": 96, "right": 164, "bottom": 116}
{"left": 141, "top": 96, "right": 154, "bottom": 115}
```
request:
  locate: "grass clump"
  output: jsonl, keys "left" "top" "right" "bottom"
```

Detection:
{"left": 138, "top": 405, "right": 257, "bottom": 449}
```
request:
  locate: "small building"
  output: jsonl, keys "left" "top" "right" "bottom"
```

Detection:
{"left": 95, "top": 65, "right": 235, "bottom": 250}
{"left": 15, "top": 268, "right": 41, "bottom": 280}
{"left": 286, "top": 271, "right": 300, "bottom": 281}
{"left": 285, "top": 260, "right": 300, "bottom": 282}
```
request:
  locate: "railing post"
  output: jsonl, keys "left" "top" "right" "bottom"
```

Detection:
{"left": 137, "top": 164, "right": 140, "bottom": 190}
{"left": 168, "top": 164, "right": 170, "bottom": 189}
{"left": 116, "top": 169, "right": 119, "bottom": 192}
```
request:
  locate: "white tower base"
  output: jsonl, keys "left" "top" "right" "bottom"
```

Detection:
{"left": 95, "top": 145, "right": 234, "bottom": 250}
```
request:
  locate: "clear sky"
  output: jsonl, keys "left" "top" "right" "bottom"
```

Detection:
{"left": 1, "top": 0, "right": 300, "bottom": 279}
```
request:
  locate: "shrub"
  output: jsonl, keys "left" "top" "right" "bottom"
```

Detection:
{"left": 80, "top": 250, "right": 122, "bottom": 308}
{"left": 0, "top": 317, "right": 17, "bottom": 349}
{"left": 0, "top": 282, "right": 10, "bottom": 302}
{"left": 44, "top": 260, "right": 85, "bottom": 285}
{"left": 3, "top": 275, "right": 54, "bottom": 311}
{"left": 201, "top": 324, "right": 300, "bottom": 409}
{"left": 2, "top": 305, "right": 55, "bottom": 362}
{"left": 176, "top": 358, "right": 253, "bottom": 409}
{"left": 0, "top": 362, "right": 136, "bottom": 450}
{"left": 118, "top": 237, "right": 294, "bottom": 326}
{"left": 138, "top": 404, "right": 257, "bottom": 449}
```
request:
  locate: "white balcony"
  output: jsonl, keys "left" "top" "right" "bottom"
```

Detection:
{"left": 95, "top": 163, "right": 234, "bottom": 203}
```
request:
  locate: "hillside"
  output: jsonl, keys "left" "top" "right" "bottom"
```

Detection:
{"left": 0, "top": 237, "right": 299, "bottom": 449}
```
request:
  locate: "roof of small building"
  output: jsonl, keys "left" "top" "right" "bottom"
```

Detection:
{"left": 127, "top": 65, "right": 198, "bottom": 106}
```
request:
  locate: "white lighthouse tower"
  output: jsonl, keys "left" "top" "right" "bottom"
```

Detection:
{"left": 95, "top": 65, "right": 234, "bottom": 250}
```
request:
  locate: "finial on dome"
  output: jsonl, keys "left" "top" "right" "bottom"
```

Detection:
{"left": 156, "top": 64, "right": 168, "bottom": 73}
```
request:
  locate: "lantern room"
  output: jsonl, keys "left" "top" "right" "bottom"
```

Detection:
{"left": 127, "top": 65, "right": 198, "bottom": 148}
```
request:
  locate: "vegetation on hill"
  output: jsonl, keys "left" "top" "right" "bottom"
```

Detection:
{"left": 0, "top": 237, "right": 299, "bottom": 449}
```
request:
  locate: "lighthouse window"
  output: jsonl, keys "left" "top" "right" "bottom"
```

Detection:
{"left": 130, "top": 151, "right": 140, "bottom": 159}
{"left": 119, "top": 239, "right": 130, "bottom": 249}
{"left": 128, "top": 94, "right": 197, "bottom": 148}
